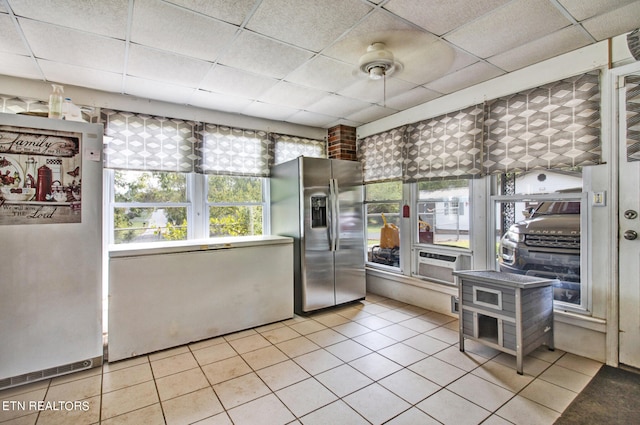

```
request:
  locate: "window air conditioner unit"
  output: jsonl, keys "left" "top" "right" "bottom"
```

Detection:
{"left": 413, "top": 249, "right": 471, "bottom": 285}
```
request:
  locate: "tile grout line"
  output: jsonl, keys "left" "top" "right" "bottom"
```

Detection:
{"left": 188, "top": 340, "right": 233, "bottom": 424}
{"left": 97, "top": 364, "right": 103, "bottom": 425}
{"left": 146, "top": 352, "right": 169, "bottom": 425}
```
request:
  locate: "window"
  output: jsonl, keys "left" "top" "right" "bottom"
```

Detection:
{"left": 364, "top": 181, "right": 402, "bottom": 268}
{"left": 416, "top": 180, "right": 471, "bottom": 249}
{"left": 111, "top": 170, "right": 189, "bottom": 244}
{"left": 108, "top": 171, "right": 268, "bottom": 244}
{"left": 207, "top": 175, "right": 265, "bottom": 237}
{"left": 493, "top": 171, "right": 586, "bottom": 310}
{"left": 102, "top": 109, "right": 324, "bottom": 246}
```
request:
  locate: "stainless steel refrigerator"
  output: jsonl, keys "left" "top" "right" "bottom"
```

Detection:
{"left": 271, "top": 157, "right": 365, "bottom": 314}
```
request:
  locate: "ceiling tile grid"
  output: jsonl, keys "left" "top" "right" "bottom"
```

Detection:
{"left": 0, "top": 0, "right": 637, "bottom": 129}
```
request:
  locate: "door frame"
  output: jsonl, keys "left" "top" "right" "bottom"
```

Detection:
{"left": 609, "top": 60, "right": 640, "bottom": 367}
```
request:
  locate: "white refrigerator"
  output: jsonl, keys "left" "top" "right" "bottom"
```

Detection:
{"left": 0, "top": 113, "right": 103, "bottom": 389}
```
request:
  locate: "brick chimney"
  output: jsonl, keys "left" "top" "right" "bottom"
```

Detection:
{"left": 327, "top": 125, "right": 357, "bottom": 161}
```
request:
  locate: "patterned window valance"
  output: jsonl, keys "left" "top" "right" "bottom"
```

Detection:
{"left": 102, "top": 109, "right": 199, "bottom": 173}
{"left": 358, "top": 71, "right": 602, "bottom": 183}
{"left": 357, "top": 126, "right": 406, "bottom": 183}
{"left": 271, "top": 133, "right": 326, "bottom": 165}
{"left": 198, "top": 123, "right": 271, "bottom": 177}
{"left": 102, "top": 109, "right": 325, "bottom": 177}
{"left": 626, "top": 75, "right": 640, "bottom": 161}
{"left": 404, "top": 104, "right": 484, "bottom": 181}
{"left": 483, "top": 72, "right": 601, "bottom": 174}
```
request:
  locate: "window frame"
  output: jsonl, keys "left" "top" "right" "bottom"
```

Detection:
{"left": 490, "top": 190, "right": 590, "bottom": 313}
{"left": 106, "top": 169, "right": 193, "bottom": 245}
{"left": 412, "top": 179, "right": 473, "bottom": 252}
{"left": 364, "top": 181, "right": 403, "bottom": 272}
{"left": 204, "top": 175, "right": 270, "bottom": 238}
{"left": 106, "top": 170, "right": 270, "bottom": 246}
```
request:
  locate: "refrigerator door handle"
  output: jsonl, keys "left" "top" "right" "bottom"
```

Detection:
{"left": 329, "top": 178, "right": 340, "bottom": 251}
{"left": 326, "top": 190, "right": 334, "bottom": 251}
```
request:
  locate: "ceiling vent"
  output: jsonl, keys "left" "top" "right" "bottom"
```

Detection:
{"left": 358, "top": 42, "right": 402, "bottom": 80}
{"left": 628, "top": 28, "right": 640, "bottom": 61}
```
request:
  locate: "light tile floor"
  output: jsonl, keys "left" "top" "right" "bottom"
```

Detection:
{"left": 0, "top": 293, "right": 603, "bottom": 425}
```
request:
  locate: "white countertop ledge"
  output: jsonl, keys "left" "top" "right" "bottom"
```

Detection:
{"left": 109, "top": 235, "right": 293, "bottom": 258}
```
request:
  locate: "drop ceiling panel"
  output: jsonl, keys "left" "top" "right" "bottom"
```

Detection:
{"left": 191, "top": 89, "right": 254, "bottom": 113}
{"left": 445, "top": 0, "right": 571, "bottom": 58}
{"left": 383, "top": 0, "right": 509, "bottom": 36}
{"left": 284, "top": 56, "right": 356, "bottom": 93}
{"left": 488, "top": 26, "right": 592, "bottom": 72}
{"left": 558, "top": 0, "right": 637, "bottom": 21}
{"left": 245, "top": 0, "right": 372, "bottom": 52}
{"left": 383, "top": 86, "right": 443, "bottom": 111}
{"left": 217, "top": 31, "right": 313, "bottom": 79}
{"left": 306, "top": 94, "right": 372, "bottom": 118}
{"left": 38, "top": 60, "right": 122, "bottom": 93}
{"left": 338, "top": 77, "right": 416, "bottom": 104}
{"left": 447, "top": 47, "right": 485, "bottom": 73}
{"left": 0, "top": 13, "right": 29, "bottom": 55}
{"left": 286, "top": 110, "right": 340, "bottom": 128}
{"left": 321, "top": 9, "right": 421, "bottom": 64}
{"left": 165, "top": 0, "right": 257, "bottom": 26}
{"left": 258, "top": 81, "right": 327, "bottom": 109}
{"left": 19, "top": 19, "right": 125, "bottom": 73}
{"left": 327, "top": 118, "right": 362, "bottom": 128}
{"left": 200, "top": 65, "right": 277, "bottom": 100}
{"left": 581, "top": 1, "right": 640, "bottom": 41}
{"left": 425, "top": 62, "right": 505, "bottom": 94}
{"left": 124, "top": 76, "right": 195, "bottom": 104}
{"left": 0, "top": 52, "right": 40, "bottom": 80}
{"left": 241, "top": 101, "right": 298, "bottom": 121}
{"left": 131, "top": 0, "right": 238, "bottom": 61}
{"left": 9, "top": 0, "right": 129, "bottom": 39}
{"left": 396, "top": 41, "right": 478, "bottom": 85}
{"left": 127, "top": 44, "right": 212, "bottom": 88}
{"left": 346, "top": 104, "right": 398, "bottom": 124}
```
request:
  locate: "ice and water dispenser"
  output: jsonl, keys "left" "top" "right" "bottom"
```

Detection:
{"left": 311, "top": 196, "right": 327, "bottom": 228}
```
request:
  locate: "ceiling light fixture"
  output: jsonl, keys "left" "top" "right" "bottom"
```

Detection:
{"left": 358, "top": 42, "right": 400, "bottom": 80}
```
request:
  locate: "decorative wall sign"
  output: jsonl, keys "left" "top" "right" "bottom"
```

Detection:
{"left": 0, "top": 125, "right": 82, "bottom": 225}
{"left": 0, "top": 128, "right": 79, "bottom": 157}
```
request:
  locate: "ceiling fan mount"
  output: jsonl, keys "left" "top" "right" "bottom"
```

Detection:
{"left": 358, "top": 42, "right": 402, "bottom": 80}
